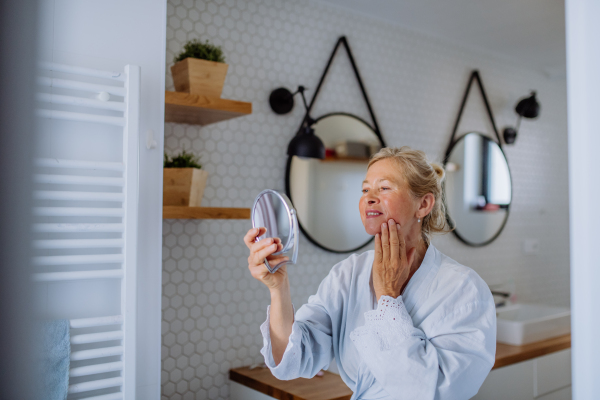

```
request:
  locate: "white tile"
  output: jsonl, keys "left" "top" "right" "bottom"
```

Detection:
{"left": 162, "top": 0, "right": 570, "bottom": 398}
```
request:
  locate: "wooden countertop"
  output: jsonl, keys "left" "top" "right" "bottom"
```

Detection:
{"left": 493, "top": 333, "right": 571, "bottom": 369}
{"left": 230, "top": 368, "right": 353, "bottom": 400}
{"left": 230, "top": 334, "right": 571, "bottom": 400}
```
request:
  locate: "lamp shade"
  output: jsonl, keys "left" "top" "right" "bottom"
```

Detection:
{"left": 287, "top": 126, "right": 325, "bottom": 159}
{"left": 515, "top": 92, "right": 540, "bottom": 119}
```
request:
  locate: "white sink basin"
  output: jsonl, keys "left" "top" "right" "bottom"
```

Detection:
{"left": 496, "top": 303, "right": 571, "bottom": 346}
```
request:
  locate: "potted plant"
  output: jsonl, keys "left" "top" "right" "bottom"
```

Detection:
{"left": 163, "top": 150, "right": 208, "bottom": 207}
{"left": 171, "top": 39, "right": 228, "bottom": 98}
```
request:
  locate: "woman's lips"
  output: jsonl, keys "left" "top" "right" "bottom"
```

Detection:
{"left": 365, "top": 210, "right": 384, "bottom": 219}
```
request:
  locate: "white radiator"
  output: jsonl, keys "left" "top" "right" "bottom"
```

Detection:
{"left": 33, "top": 61, "right": 140, "bottom": 399}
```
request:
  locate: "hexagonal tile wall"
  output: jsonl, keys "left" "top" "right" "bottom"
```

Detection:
{"left": 162, "top": 0, "right": 570, "bottom": 399}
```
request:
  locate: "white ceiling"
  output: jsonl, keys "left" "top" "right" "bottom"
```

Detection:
{"left": 318, "top": 0, "right": 566, "bottom": 77}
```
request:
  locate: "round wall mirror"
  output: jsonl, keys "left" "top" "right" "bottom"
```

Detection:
{"left": 285, "top": 113, "right": 385, "bottom": 253}
{"left": 444, "top": 132, "right": 512, "bottom": 246}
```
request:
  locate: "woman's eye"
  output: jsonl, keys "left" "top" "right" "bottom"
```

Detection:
{"left": 381, "top": 187, "right": 390, "bottom": 191}
{"left": 362, "top": 189, "right": 368, "bottom": 193}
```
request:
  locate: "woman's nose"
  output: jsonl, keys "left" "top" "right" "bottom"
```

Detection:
{"left": 366, "top": 193, "right": 379, "bottom": 204}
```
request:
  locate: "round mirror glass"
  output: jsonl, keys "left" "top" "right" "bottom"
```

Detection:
{"left": 286, "top": 113, "right": 384, "bottom": 253}
{"left": 251, "top": 190, "right": 298, "bottom": 273}
{"left": 444, "top": 132, "right": 512, "bottom": 246}
{"left": 253, "top": 191, "right": 291, "bottom": 248}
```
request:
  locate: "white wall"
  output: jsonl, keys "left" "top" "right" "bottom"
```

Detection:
{"left": 161, "top": 0, "right": 570, "bottom": 399}
{"left": 0, "top": 1, "right": 39, "bottom": 398}
{"left": 565, "top": 0, "right": 600, "bottom": 398}
{"left": 37, "top": 1, "right": 166, "bottom": 398}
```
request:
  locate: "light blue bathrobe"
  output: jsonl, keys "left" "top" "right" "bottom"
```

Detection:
{"left": 260, "top": 245, "right": 496, "bottom": 400}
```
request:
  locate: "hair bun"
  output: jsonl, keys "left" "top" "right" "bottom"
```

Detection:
{"left": 432, "top": 162, "right": 445, "bottom": 181}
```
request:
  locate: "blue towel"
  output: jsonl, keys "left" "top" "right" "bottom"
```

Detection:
{"left": 39, "top": 319, "right": 70, "bottom": 400}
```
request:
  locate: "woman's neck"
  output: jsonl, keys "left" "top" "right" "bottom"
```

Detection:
{"left": 400, "top": 235, "right": 428, "bottom": 293}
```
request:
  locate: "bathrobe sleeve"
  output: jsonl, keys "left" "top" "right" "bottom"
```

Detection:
{"left": 350, "top": 291, "right": 496, "bottom": 400}
{"left": 259, "top": 271, "right": 336, "bottom": 380}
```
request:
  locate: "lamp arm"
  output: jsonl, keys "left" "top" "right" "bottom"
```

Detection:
{"left": 289, "top": 86, "right": 314, "bottom": 137}
{"left": 296, "top": 86, "right": 310, "bottom": 111}
{"left": 515, "top": 115, "right": 522, "bottom": 132}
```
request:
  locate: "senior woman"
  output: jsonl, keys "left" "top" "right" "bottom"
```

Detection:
{"left": 243, "top": 147, "right": 496, "bottom": 400}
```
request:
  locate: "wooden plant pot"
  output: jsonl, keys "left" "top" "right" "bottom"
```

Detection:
{"left": 171, "top": 58, "right": 229, "bottom": 98}
{"left": 163, "top": 168, "right": 209, "bottom": 207}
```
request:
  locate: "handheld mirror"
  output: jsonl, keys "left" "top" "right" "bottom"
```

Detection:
{"left": 251, "top": 189, "right": 299, "bottom": 273}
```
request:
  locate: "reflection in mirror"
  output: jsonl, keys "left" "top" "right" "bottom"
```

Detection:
{"left": 445, "top": 132, "right": 512, "bottom": 246}
{"left": 251, "top": 190, "right": 298, "bottom": 273}
{"left": 287, "top": 114, "right": 383, "bottom": 252}
{"left": 254, "top": 192, "right": 290, "bottom": 245}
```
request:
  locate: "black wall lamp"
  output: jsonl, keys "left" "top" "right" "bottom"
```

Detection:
{"left": 269, "top": 85, "right": 325, "bottom": 159}
{"left": 269, "top": 36, "right": 384, "bottom": 160}
{"left": 502, "top": 91, "right": 540, "bottom": 144}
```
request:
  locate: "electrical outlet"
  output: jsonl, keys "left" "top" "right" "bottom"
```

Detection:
{"left": 522, "top": 239, "right": 540, "bottom": 255}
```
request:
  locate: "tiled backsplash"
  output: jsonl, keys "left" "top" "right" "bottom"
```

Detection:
{"left": 162, "top": 0, "right": 569, "bottom": 398}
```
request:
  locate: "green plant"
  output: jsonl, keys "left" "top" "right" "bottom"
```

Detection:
{"left": 164, "top": 150, "right": 202, "bottom": 169}
{"left": 173, "top": 39, "right": 225, "bottom": 64}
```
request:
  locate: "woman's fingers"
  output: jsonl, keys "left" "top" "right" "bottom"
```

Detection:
{"left": 247, "top": 237, "right": 281, "bottom": 266}
{"left": 252, "top": 241, "right": 281, "bottom": 265}
{"left": 396, "top": 223, "right": 407, "bottom": 265}
{"left": 243, "top": 227, "right": 267, "bottom": 249}
{"left": 250, "top": 237, "right": 279, "bottom": 255}
{"left": 266, "top": 255, "right": 289, "bottom": 268}
{"left": 265, "top": 255, "right": 289, "bottom": 266}
{"left": 381, "top": 221, "right": 390, "bottom": 262}
{"left": 388, "top": 220, "right": 399, "bottom": 264}
{"left": 243, "top": 227, "right": 258, "bottom": 248}
{"left": 249, "top": 255, "right": 289, "bottom": 273}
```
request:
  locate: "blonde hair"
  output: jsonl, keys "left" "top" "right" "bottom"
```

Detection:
{"left": 368, "top": 146, "right": 451, "bottom": 244}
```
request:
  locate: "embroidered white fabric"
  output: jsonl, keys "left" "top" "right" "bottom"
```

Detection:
{"left": 350, "top": 295, "right": 415, "bottom": 352}
{"left": 259, "top": 305, "right": 302, "bottom": 371}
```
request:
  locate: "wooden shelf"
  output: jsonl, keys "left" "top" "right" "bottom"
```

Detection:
{"left": 322, "top": 155, "right": 370, "bottom": 163}
{"left": 165, "top": 90, "right": 252, "bottom": 126}
{"left": 163, "top": 206, "right": 250, "bottom": 220}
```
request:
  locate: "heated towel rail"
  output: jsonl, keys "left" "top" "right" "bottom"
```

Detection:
{"left": 33, "top": 61, "right": 139, "bottom": 399}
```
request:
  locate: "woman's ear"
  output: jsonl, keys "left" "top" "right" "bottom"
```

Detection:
{"left": 417, "top": 193, "right": 435, "bottom": 219}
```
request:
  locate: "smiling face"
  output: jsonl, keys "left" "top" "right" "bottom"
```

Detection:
{"left": 359, "top": 158, "right": 421, "bottom": 236}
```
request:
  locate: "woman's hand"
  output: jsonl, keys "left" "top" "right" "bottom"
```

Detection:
{"left": 245, "top": 227, "right": 294, "bottom": 365}
{"left": 244, "top": 227, "right": 290, "bottom": 291}
{"left": 373, "top": 219, "right": 417, "bottom": 301}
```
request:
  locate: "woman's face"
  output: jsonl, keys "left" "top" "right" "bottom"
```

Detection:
{"left": 359, "top": 158, "right": 420, "bottom": 236}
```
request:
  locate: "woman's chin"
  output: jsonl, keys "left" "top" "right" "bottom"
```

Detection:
{"left": 363, "top": 222, "right": 382, "bottom": 236}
